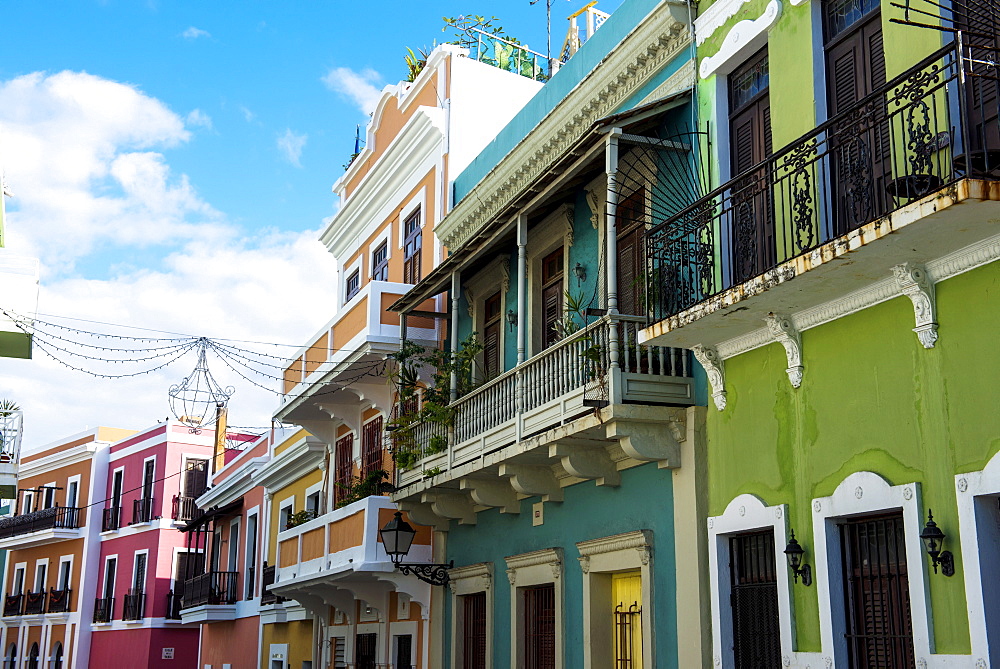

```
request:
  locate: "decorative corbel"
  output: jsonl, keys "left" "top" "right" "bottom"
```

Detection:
{"left": 893, "top": 262, "right": 938, "bottom": 348}
{"left": 500, "top": 254, "right": 512, "bottom": 295}
{"left": 464, "top": 285, "right": 475, "bottom": 319}
{"left": 561, "top": 204, "right": 576, "bottom": 246}
{"left": 766, "top": 313, "right": 804, "bottom": 388}
{"left": 585, "top": 184, "right": 604, "bottom": 230}
{"left": 692, "top": 345, "right": 727, "bottom": 410}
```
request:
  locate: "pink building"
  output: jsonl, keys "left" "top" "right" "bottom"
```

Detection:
{"left": 88, "top": 422, "right": 217, "bottom": 669}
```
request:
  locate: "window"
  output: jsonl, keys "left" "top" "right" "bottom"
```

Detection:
{"left": 483, "top": 292, "right": 503, "bottom": 380}
{"left": 334, "top": 435, "right": 354, "bottom": 507}
{"left": 26, "top": 644, "right": 37, "bottom": 669}
{"left": 403, "top": 209, "right": 422, "bottom": 284}
{"left": 541, "top": 248, "right": 565, "bottom": 349}
{"left": 21, "top": 491, "right": 33, "bottom": 515}
{"left": 523, "top": 584, "right": 556, "bottom": 669}
{"left": 361, "top": 417, "right": 384, "bottom": 480}
{"left": 42, "top": 486, "right": 55, "bottom": 509}
{"left": 50, "top": 643, "right": 63, "bottom": 669}
{"left": 616, "top": 186, "right": 648, "bottom": 317}
{"left": 729, "top": 530, "right": 780, "bottom": 668}
{"left": 183, "top": 458, "right": 209, "bottom": 498}
{"left": 132, "top": 552, "right": 147, "bottom": 594}
{"left": 246, "top": 513, "right": 259, "bottom": 600}
{"left": 612, "top": 571, "right": 643, "bottom": 668}
{"left": 279, "top": 502, "right": 293, "bottom": 531}
{"left": 12, "top": 567, "right": 24, "bottom": 595}
{"left": 33, "top": 563, "right": 46, "bottom": 594}
{"left": 142, "top": 458, "right": 155, "bottom": 501}
{"left": 5, "top": 643, "right": 16, "bottom": 669}
{"left": 332, "top": 638, "right": 346, "bottom": 668}
{"left": 372, "top": 241, "right": 389, "bottom": 282}
{"left": 66, "top": 480, "right": 78, "bottom": 509}
{"left": 840, "top": 513, "right": 915, "bottom": 668}
{"left": 460, "top": 592, "right": 487, "bottom": 669}
{"left": 356, "top": 633, "right": 377, "bottom": 669}
{"left": 57, "top": 559, "right": 71, "bottom": 590}
{"left": 306, "top": 491, "right": 320, "bottom": 518}
{"left": 228, "top": 518, "right": 240, "bottom": 573}
{"left": 103, "top": 558, "right": 117, "bottom": 599}
{"left": 346, "top": 268, "right": 361, "bottom": 301}
{"left": 393, "top": 635, "right": 413, "bottom": 669}
{"left": 111, "top": 469, "right": 123, "bottom": 508}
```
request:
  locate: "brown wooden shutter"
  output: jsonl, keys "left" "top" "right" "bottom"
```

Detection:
{"left": 334, "top": 435, "right": 353, "bottom": 505}
{"left": 183, "top": 460, "right": 208, "bottom": 498}
{"left": 523, "top": 584, "right": 556, "bottom": 669}
{"left": 542, "top": 283, "right": 563, "bottom": 349}
{"left": 360, "top": 417, "right": 384, "bottom": 479}
{"left": 461, "top": 592, "right": 487, "bottom": 669}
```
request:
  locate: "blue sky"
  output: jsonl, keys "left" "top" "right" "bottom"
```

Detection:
{"left": 0, "top": 0, "right": 622, "bottom": 446}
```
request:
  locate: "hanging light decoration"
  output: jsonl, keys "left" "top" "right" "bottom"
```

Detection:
{"left": 168, "top": 338, "right": 235, "bottom": 429}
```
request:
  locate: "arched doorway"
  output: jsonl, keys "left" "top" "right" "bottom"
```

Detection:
{"left": 4, "top": 643, "right": 16, "bottom": 669}
{"left": 50, "top": 643, "right": 63, "bottom": 669}
{"left": 25, "top": 644, "right": 37, "bottom": 669}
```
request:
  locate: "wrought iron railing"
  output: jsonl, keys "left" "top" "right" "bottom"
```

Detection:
{"left": 122, "top": 589, "right": 145, "bottom": 621}
{"left": 171, "top": 495, "right": 203, "bottom": 523}
{"left": 47, "top": 588, "right": 71, "bottom": 613}
{"left": 93, "top": 596, "right": 114, "bottom": 623}
{"left": 647, "top": 38, "right": 1000, "bottom": 324}
{"left": 0, "top": 506, "right": 81, "bottom": 539}
{"left": 166, "top": 591, "right": 183, "bottom": 620}
{"left": 2, "top": 594, "right": 21, "bottom": 617}
{"left": 23, "top": 590, "right": 45, "bottom": 615}
{"left": 180, "top": 571, "right": 239, "bottom": 609}
{"left": 101, "top": 506, "right": 121, "bottom": 532}
{"left": 131, "top": 497, "right": 155, "bottom": 524}
{"left": 260, "top": 564, "right": 285, "bottom": 605}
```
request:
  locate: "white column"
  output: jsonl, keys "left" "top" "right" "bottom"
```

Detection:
{"left": 606, "top": 129, "right": 621, "bottom": 315}
{"left": 516, "top": 214, "right": 528, "bottom": 365}
{"left": 450, "top": 272, "right": 461, "bottom": 403}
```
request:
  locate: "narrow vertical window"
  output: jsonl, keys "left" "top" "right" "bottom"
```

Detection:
{"left": 372, "top": 241, "right": 389, "bottom": 282}
{"left": 483, "top": 292, "right": 503, "bottom": 379}
{"left": 461, "top": 591, "right": 487, "bottom": 669}
{"left": 403, "top": 209, "right": 422, "bottom": 284}
{"left": 541, "top": 248, "right": 565, "bottom": 349}
{"left": 346, "top": 269, "right": 361, "bottom": 302}
{"left": 361, "top": 417, "right": 384, "bottom": 480}
{"left": 334, "top": 434, "right": 354, "bottom": 507}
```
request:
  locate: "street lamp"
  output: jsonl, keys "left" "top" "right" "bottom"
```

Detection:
{"left": 379, "top": 511, "right": 454, "bottom": 586}
{"left": 783, "top": 530, "right": 812, "bottom": 586}
{"left": 919, "top": 509, "right": 955, "bottom": 576}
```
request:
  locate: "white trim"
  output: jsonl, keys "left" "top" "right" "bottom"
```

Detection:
{"left": 700, "top": 0, "right": 782, "bottom": 79}
{"left": 56, "top": 555, "right": 73, "bottom": 590}
{"left": 305, "top": 482, "right": 323, "bottom": 517}
{"left": 449, "top": 563, "right": 494, "bottom": 669}
{"left": 956, "top": 452, "right": 1000, "bottom": 666}
{"left": 811, "top": 471, "right": 965, "bottom": 667}
{"left": 506, "top": 548, "right": 564, "bottom": 669}
{"left": 32, "top": 558, "right": 49, "bottom": 593}
{"left": 398, "top": 188, "right": 427, "bottom": 249}
{"left": 228, "top": 516, "right": 241, "bottom": 573}
{"left": 65, "top": 474, "right": 81, "bottom": 509}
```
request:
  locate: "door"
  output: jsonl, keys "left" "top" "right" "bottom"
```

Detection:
{"left": 175, "top": 552, "right": 204, "bottom": 595}
{"left": 104, "top": 558, "right": 116, "bottom": 600}
{"left": 246, "top": 514, "right": 258, "bottom": 599}
{"left": 142, "top": 459, "right": 155, "bottom": 501}
{"left": 729, "top": 46, "right": 774, "bottom": 284}
{"left": 523, "top": 584, "right": 556, "bottom": 669}
{"left": 361, "top": 417, "right": 383, "bottom": 479}
{"left": 841, "top": 513, "right": 915, "bottom": 668}
{"left": 955, "top": 4, "right": 1000, "bottom": 159}
{"left": 461, "top": 592, "right": 487, "bottom": 669}
{"left": 541, "top": 248, "right": 565, "bottom": 349}
{"left": 729, "top": 530, "right": 781, "bottom": 668}
{"left": 334, "top": 435, "right": 353, "bottom": 506}
{"left": 183, "top": 459, "right": 209, "bottom": 498}
{"left": 394, "top": 635, "right": 413, "bottom": 669}
{"left": 612, "top": 571, "right": 643, "bottom": 668}
{"left": 66, "top": 481, "right": 78, "bottom": 509}
{"left": 483, "top": 292, "right": 503, "bottom": 380}
{"left": 355, "top": 633, "right": 377, "bottom": 669}
{"left": 111, "top": 470, "right": 123, "bottom": 516}
{"left": 825, "top": 0, "right": 888, "bottom": 234}
{"left": 617, "top": 186, "right": 647, "bottom": 317}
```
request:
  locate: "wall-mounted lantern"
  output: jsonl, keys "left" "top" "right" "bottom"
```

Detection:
{"left": 919, "top": 509, "right": 955, "bottom": 576}
{"left": 506, "top": 309, "right": 517, "bottom": 332}
{"left": 783, "top": 530, "right": 813, "bottom": 586}
{"left": 379, "top": 511, "right": 454, "bottom": 586}
{"left": 573, "top": 262, "right": 587, "bottom": 286}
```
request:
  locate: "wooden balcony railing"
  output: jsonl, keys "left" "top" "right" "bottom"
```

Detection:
{"left": 180, "top": 571, "right": 238, "bottom": 609}
{"left": 47, "top": 588, "right": 71, "bottom": 613}
{"left": 171, "top": 495, "right": 203, "bottom": 523}
{"left": 0, "top": 506, "right": 81, "bottom": 539}
{"left": 260, "top": 564, "right": 285, "bottom": 605}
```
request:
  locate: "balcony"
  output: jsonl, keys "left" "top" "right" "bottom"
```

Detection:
{"left": 122, "top": 589, "right": 145, "bottom": 621}
{"left": 3, "top": 594, "right": 21, "bottom": 617}
{"left": 172, "top": 495, "right": 203, "bottom": 523}
{"left": 101, "top": 506, "right": 122, "bottom": 532}
{"left": 269, "top": 495, "right": 433, "bottom": 614}
{"left": 179, "top": 571, "right": 239, "bottom": 623}
{"left": 131, "top": 497, "right": 155, "bottom": 524}
{"left": 392, "top": 314, "right": 695, "bottom": 501}
{"left": 260, "top": 564, "right": 284, "bottom": 606}
{"left": 47, "top": 588, "right": 71, "bottom": 614}
{"left": 277, "top": 280, "right": 438, "bottom": 420}
{"left": 165, "top": 591, "right": 182, "bottom": 620}
{"left": 0, "top": 506, "right": 82, "bottom": 550}
{"left": 642, "top": 40, "right": 1000, "bottom": 359}
{"left": 22, "top": 590, "right": 45, "bottom": 616}
{"left": 93, "top": 596, "right": 114, "bottom": 624}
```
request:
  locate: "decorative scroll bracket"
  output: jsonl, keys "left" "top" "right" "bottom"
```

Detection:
{"left": 396, "top": 561, "right": 455, "bottom": 587}
{"left": 692, "top": 344, "right": 727, "bottom": 410}
{"left": 766, "top": 313, "right": 804, "bottom": 388}
{"left": 893, "top": 262, "right": 938, "bottom": 348}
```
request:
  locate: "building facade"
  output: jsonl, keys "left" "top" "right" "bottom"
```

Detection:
{"left": 640, "top": 0, "right": 1000, "bottom": 666}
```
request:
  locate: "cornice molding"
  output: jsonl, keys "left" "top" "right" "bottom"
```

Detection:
{"left": 198, "top": 456, "right": 268, "bottom": 508}
{"left": 505, "top": 547, "right": 564, "bottom": 572}
{"left": 576, "top": 529, "right": 652, "bottom": 557}
{"left": 437, "top": 8, "right": 691, "bottom": 251}
{"left": 253, "top": 437, "right": 327, "bottom": 493}
{"left": 448, "top": 562, "right": 493, "bottom": 587}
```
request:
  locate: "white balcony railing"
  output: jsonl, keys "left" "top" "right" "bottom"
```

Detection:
{"left": 396, "top": 314, "right": 694, "bottom": 487}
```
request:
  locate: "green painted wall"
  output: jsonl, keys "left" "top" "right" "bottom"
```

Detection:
{"left": 707, "top": 261, "right": 1000, "bottom": 654}
{"left": 443, "top": 462, "right": 680, "bottom": 668}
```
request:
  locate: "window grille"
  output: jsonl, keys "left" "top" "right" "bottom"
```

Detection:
{"left": 523, "top": 584, "right": 556, "bottom": 669}
{"left": 461, "top": 592, "right": 487, "bottom": 669}
{"left": 334, "top": 434, "right": 354, "bottom": 506}
{"left": 729, "top": 529, "right": 781, "bottom": 668}
{"left": 355, "top": 633, "right": 377, "bottom": 669}
{"left": 614, "top": 602, "right": 641, "bottom": 667}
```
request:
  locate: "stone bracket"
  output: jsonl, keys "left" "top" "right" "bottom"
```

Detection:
{"left": 397, "top": 501, "right": 450, "bottom": 532}
{"left": 498, "top": 464, "right": 564, "bottom": 502}
{"left": 893, "top": 262, "right": 938, "bottom": 348}
{"left": 549, "top": 442, "right": 621, "bottom": 486}
{"left": 692, "top": 345, "right": 727, "bottom": 410}
{"left": 766, "top": 313, "right": 804, "bottom": 388}
{"left": 460, "top": 478, "right": 520, "bottom": 514}
{"left": 421, "top": 492, "right": 477, "bottom": 526}
{"left": 604, "top": 419, "right": 681, "bottom": 469}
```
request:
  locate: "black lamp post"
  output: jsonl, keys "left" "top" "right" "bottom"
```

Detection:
{"left": 379, "top": 511, "right": 454, "bottom": 586}
{"left": 919, "top": 509, "right": 955, "bottom": 577}
{"left": 783, "top": 530, "right": 812, "bottom": 586}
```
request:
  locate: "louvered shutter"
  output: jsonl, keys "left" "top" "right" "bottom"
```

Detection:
{"left": 483, "top": 321, "right": 501, "bottom": 379}
{"left": 542, "top": 283, "right": 562, "bottom": 348}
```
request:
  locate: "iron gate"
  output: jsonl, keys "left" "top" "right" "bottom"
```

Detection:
{"left": 729, "top": 529, "right": 781, "bottom": 668}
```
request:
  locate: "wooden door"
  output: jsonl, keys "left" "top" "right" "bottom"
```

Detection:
{"left": 361, "top": 417, "right": 383, "bottom": 479}
{"left": 483, "top": 292, "right": 502, "bottom": 379}
{"left": 523, "top": 584, "right": 556, "bottom": 669}
{"left": 825, "top": 0, "right": 888, "bottom": 234}
{"left": 541, "top": 248, "right": 565, "bottom": 349}
{"left": 617, "top": 187, "right": 647, "bottom": 317}
{"left": 729, "top": 47, "right": 774, "bottom": 284}
{"left": 461, "top": 592, "right": 487, "bottom": 669}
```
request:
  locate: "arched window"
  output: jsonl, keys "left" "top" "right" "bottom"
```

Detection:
{"left": 25, "top": 644, "right": 37, "bottom": 669}
{"left": 4, "top": 643, "right": 16, "bottom": 669}
{"left": 50, "top": 643, "right": 63, "bottom": 669}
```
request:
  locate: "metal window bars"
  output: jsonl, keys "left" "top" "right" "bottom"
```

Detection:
{"left": 92, "top": 596, "right": 114, "bottom": 624}
{"left": 22, "top": 591, "right": 46, "bottom": 616}
{"left": 614, "top": 602, "right": 642, "bottom": 668}
{"left": 122, "top": 589, "right": 146, "bottom": 621}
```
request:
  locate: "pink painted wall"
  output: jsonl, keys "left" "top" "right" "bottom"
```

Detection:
{"left": 90, "top": 627, "right": 200, "bottom": 669}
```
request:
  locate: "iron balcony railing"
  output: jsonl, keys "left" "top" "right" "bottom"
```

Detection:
{"left": 23, "top": 590, "right": 45, "bottom": 615}
{"left": 180, "top": 571, "right": 238, "bottom": 609}
{"left": 646, "top": 38, "right": 1000, "bottom": 324}
{"left": 122, "top": 589, "right": 145, "bottom": 621}
{"left": 0, "top": 506, "right": 81, "bottom": 539}
{"left": 260, "top": 564, "right": 284, "bottom": 605}
{"left": 47, "top": 588, "right": 71, "bottom": 613}
{"left": 3, "top": 594, "right": 21, "bottom": 617}
{"left": 171, "top": 495, "right": 203, "bottom": 523}
{"left": 166, "top": 591, "right": 183, "bottom": 620}
{"left": 101, "top": 506, "right": 122, "bottom": 532}
{"left": 131, "top": 497, "right": 155, "bottom": 524}
{"left": 93, "top": 596, "right": 114, "bottom": 623}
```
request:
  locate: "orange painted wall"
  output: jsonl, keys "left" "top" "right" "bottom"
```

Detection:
{"left": 200, "top": 616, "right": 261, "bottom": 669}
{"left": 327, "top": 510, "right": 365, "bottom": 553}
{"left": 332, "top": 296, "right": 369, "bottom": 350}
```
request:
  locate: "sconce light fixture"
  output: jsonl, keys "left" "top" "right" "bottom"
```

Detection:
{"left": 380, "top": 511, "right": 453, "bottom": 586}
{"left": 919, "top": 509, "right": 955, "bottom": 576}
{"left": 783, "top": 530, "right": 813, "bottom": 586}
{"left": 506, "top": 310, "right": 517, "bottom": 331}
{"left": 573, "top": 262, "right": 587, "bottom": 286}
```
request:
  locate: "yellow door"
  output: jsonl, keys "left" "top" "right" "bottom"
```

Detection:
{"left": 611, "top": 570, "right": 643, "bottom": 668}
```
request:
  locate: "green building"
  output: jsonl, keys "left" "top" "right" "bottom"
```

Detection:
{"left": 641, "top": 0, "right": 1000, "bottom": 666}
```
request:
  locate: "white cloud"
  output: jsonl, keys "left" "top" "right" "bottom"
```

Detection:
{"left": 239, "top": 105, "right": 255, "bottom": 123}
{"left": 181, "top": 26, "right": 211, "bottom": 40}
{"left": 0, "top": 71, "right": 339, "bottom": 448}
{"left": 321, "top": 66, "right": 383, "bottom": 115}
{"left": 186, "top": 108, "right": 212, "bottom": 129}
{"left": 277, "top": 128, "right": 307, "bottom": 167}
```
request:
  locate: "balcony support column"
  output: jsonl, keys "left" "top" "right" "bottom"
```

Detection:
{"left": 516, "top": 214, "right": 528, "bottom": 443}
{"left": 450, "top": 272, "right": 460, "bottom": 403}
{"left": 605, "top": 131, "right": 622, "bottom": 396}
